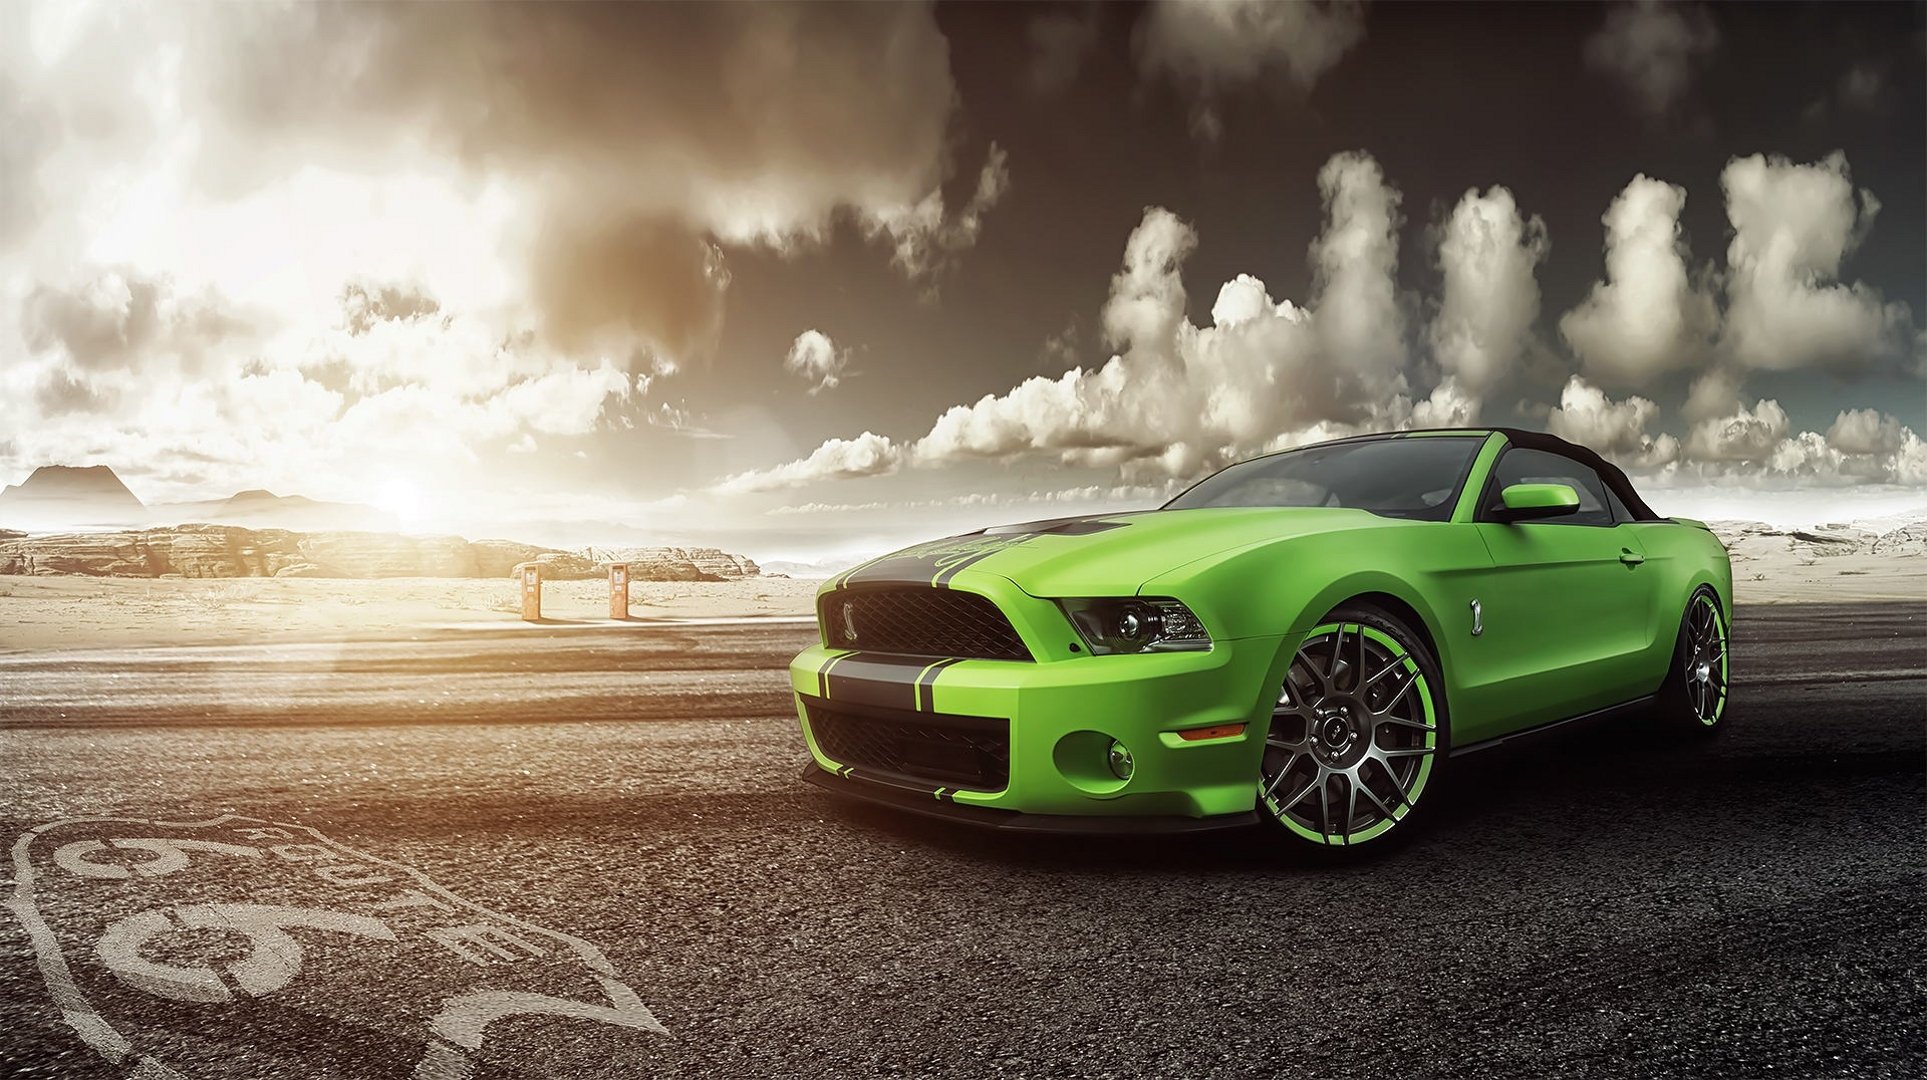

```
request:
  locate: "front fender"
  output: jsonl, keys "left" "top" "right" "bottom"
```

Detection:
{"left": 1140, "top": 523, "right": 1493, "bottom": 728}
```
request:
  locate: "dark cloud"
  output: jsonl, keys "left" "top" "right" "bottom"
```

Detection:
{"left": 21, "top": 270, "right": 246, "bottom": 372}
{"left": 341, "top": 282, "right": 442, "bottom": 336}
{"left": 34, "top": 367, "right": 109, "bottom": 416}
{"left": 0, "top": 74, "right": 51, "bottom": 245}
{"left": 531, "top": 216, "right": 729, "bottom": 364}
{"left": 1136, "top": 0, "right": 1368, "bottom": 139}
{"left": 196, "top": 2, "right": 970, "bottom": 364}
{"left": 1583, "top": 1, "right": 1720, "bottom": 120}
{"left": 211, "top": 4, "right": 954, "bottom": 195}
{"left": 1027, "top": 6, "right": 1101, "bottom": 95}
{"left": 22, "top": 273, "right": 163, "bottom": 370}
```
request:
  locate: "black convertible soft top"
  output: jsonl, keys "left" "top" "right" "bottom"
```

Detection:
{"left": 1311, "top": 427, "right": 1667, "bottom": 522}
{"left": 1485, "top": 427, "right": 1664, "bottom": 522}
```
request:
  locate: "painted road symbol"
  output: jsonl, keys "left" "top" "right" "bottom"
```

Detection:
{"left": 7, "top": 814, "right": 668, "bottom": 1078}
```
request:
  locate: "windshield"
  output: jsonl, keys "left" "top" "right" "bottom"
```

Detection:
{"left": 1163, "top": 436, "right": 1484, "bottom": 521}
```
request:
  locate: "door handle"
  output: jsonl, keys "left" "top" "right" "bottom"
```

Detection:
{"left": 1619, "top": 549, "right": 1645, "bottom": 565}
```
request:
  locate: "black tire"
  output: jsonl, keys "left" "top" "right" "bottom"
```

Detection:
{"left": 1655, "top": 587, "right": 1730, "bottom": 736}
{"left": 1256, "top": 603, "right": 1450, "bottom": 857}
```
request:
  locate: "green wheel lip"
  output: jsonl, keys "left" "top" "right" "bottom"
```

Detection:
{"left": 1263, "top": 621, "right": 1438, "bottom": 846}
{"left": 1690, "top": 593, "right": 1729, "bottom": 727}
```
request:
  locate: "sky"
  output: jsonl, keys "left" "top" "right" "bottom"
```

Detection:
{"left": 2, "top": 1, "right": 1923, "bottom": 562}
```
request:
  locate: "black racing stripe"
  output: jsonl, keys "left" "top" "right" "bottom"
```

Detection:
{"left": 831, "top": 552, "right": 892, "bottom": 591}
{"left": 982, "top": 514, "right": 1135, "bottom": 536}
{"left": 824, "top": 652, "right": 939, "bottom": 711}
{"left": 931, "top": 549, "right": 1001, "bottom": 587}
{"left": 915, "top": 657, "right": 965, "bottom": 712}
{"left": 817, "top": 652, "right": 851, "bottom": 699}
{"left": 841, "top": 538, "right": 978, "bottom": 587}
{"left": 844, "top": 532, "right": 1043, "bottom": 587}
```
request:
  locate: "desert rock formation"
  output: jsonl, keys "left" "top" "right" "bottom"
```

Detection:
{"left": 0, "top": 526, "right": 759, "bottom": 580}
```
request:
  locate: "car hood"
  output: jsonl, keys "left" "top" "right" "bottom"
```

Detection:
{"left": 831, "top": 507, "right": 1385, "bottom": 596}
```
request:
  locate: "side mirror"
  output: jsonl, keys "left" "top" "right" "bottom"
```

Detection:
{"left": 1494, "top": 482, "right": 1580, "bottom": 522}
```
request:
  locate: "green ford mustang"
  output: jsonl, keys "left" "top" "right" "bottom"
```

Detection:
{"left": 789, "top": 428, "right": 1732, "bottom": 851}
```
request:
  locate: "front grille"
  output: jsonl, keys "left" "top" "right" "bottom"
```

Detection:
{"left": 807, "top": 701, "right": 1010, "bottom": 792}
{"left": 820, "top": 588, "right": 1031, "bottom": 661}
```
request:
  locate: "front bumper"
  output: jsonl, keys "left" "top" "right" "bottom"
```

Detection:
{"left": 789, "top": 632, "right": 1286, "bottom": 823}
{"left": 800, "top": 765, "right": 1259, "bottom": 833}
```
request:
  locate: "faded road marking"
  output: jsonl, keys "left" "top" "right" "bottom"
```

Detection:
{"left": 8, "top": 814, "right": 669, "bottom": 1078}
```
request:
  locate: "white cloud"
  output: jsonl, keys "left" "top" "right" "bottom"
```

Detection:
{"left": 1411, "top": 377, "right": 1480, "bottom": 429}
{"left": 1137, "top": 0, "right": 1368, "bottom": 138}
{"left": 1759, "top": 419, "right": 1927, "bottom": 485}
{"left": 1583, "top": 1, "right": 1720, "bottom": 118}
{"left": 1545, "top": 376, "right": 1680, "bottom": 469}
{"left": 1897, "top": 436, "right": 1927, "bottom": 486}
{"left": 713, "top": 432, "right": 908, "bottom": 495}
{"left": 1825, "top": 407, "right": 1905, "bottom": 456}
{"left": 1427, "top": 185, "right": 1549, "bottom": 417}
{"left": 1559, "top": 174, "right": 1717, "bottom": 387}
{"left": 1669, "top": 403, "right": 1924, "bottom": 486}
{"left": 866, "top": 144, "right": 1012, "bottom": 280}
{"left": 1685, "top": 399, "right": 1790, "bottom": 462}
{"left": 0, "top": 267, "right": 650, "bottom": 507}
{"left": 909, "top": 152, "right": 1409, "bottom": 477}
{"left": 0, "top": 1, "right": 1003, "bottom": 514}
{"left": 1718, "top": 152, "right": 1912, "bottom": 372}
{"left": 783, "top": 330, "right": 850, "bottom": 394}
{"left": 1311, "top": 152, "right": 1408, "bottom": 393}
{"left": 1682, "top": 367, "right": 1742, "bottom": 423}
{"left": 765, "top": 483, "right": 1170, "bottom": 517}
{"left": 720, "top": 151, "right": 1415, "bottom": 494}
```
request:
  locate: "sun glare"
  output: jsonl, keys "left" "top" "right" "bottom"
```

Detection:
{"left": 373, "top": 477, "right": 426, "bottom": 530}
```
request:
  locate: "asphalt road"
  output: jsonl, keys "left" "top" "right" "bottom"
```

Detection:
{"left": 1, "top": 604, "right": 1922, "bottom": 1079}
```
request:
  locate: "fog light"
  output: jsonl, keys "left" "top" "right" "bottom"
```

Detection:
{"left": 1106, "top": 739, "right": 1134, "bottom": 781}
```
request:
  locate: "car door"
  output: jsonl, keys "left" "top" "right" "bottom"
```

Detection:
{"left": 1466, "top": 447, "right": 1656, "bottom": 737}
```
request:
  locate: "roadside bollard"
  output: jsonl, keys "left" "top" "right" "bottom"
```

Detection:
{"left": 609, "top": 562, "right": 630, "bottom": 620}
{"left": 515, "top": 562, "right": 543, "bottom": 621}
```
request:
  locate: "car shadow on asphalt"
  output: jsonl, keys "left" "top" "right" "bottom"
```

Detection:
{"left": 807, "top": 701, "right": 1915, "bottom": 878}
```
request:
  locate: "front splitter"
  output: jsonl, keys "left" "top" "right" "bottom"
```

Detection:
{"left": 799, "top": 763, "right": 1259, "bottom": 835}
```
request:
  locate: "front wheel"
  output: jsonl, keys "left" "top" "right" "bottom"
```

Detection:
{"left": 1258, "top": 605, "right": 1446, "bottom": 853}
{"left": 1656, "top": 588, "right": 1729, "bottom": 735}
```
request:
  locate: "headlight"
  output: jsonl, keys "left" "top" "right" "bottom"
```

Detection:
{"left": 1058, "top": 597, "right": 1212, "bottom": 655}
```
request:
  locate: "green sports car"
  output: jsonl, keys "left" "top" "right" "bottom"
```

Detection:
{"left": 789, "top": 428, "right": 1732, "bottom": 851}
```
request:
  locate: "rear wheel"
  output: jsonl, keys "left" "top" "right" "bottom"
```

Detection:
{"left": 1656, "top": 588, "right": 1729, "bottom": 735}
{"left": 1258, "top": 605, "right": 1446, "bottom": 852}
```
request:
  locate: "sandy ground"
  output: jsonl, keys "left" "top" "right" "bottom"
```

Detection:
{"left": 1720, "top": 537, "right": 1926, "bottom": 603}
{"left": 0, "top": 540, "right": 1919, "bottom": 651}
{"left": 0, "top": 574, "right": 822, "bottom": 651}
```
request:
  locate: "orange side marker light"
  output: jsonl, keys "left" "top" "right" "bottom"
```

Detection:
{"left": 1175, "top": 723, "right": 1246, "bottom": 742}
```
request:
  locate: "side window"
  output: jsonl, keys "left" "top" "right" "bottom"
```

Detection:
{"left": 1481, "top": 448, "right": 1616, "bottom": 527}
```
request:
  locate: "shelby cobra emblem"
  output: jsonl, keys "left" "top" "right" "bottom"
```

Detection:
{"left": 790, "top": 428, "right": 1733, "bottom": 853}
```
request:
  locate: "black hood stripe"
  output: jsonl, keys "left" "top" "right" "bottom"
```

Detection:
{"left": 834, "top": 515, "right": 1136, "bottom": 589}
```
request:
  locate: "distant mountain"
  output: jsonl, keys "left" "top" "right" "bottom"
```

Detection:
{"left": 0, "top": 465, "right": 394, "bottom": 532}
{"left": 225, "top": 488, "right": 314, "bottom": 510}
{"left": 0, "top": 465, "right": 147, "bottom": 527}
{"left": 758, "top": 557, "right": 854, "bottom": 580}
{"left": 146, "top": 488, "right": 391, "bottom": 531}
